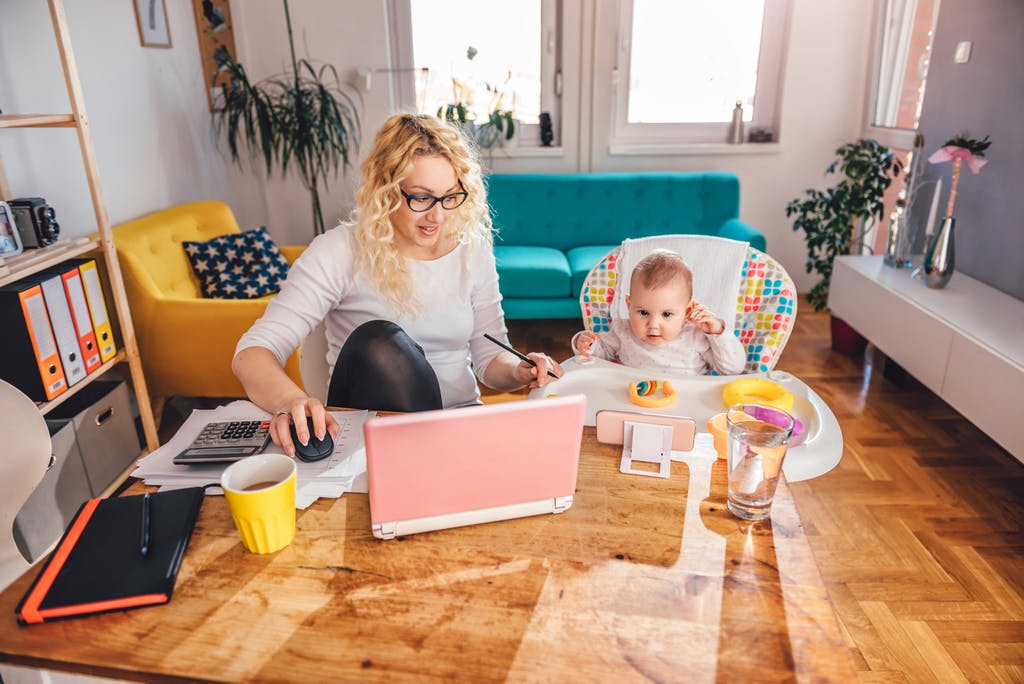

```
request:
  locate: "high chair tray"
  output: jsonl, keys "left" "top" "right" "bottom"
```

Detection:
{"left": 529, "top": 357, "right": 843, "bottom": 482}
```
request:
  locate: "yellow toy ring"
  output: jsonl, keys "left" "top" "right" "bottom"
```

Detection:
{"left": 628, "top": 380, "right": 678, "bottom": 408}
{"left": 721, "top": 378, "right": 794, "bottom": 411}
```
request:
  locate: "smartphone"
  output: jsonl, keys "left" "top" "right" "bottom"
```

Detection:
{"left": 595, "top": 409, "right": 697, "bottom": 451}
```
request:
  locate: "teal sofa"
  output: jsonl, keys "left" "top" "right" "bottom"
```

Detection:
{"left": 487, "top": 172, "right": 766, "bottom": 319}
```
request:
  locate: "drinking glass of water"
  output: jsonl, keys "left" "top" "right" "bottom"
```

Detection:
{"left": 725, "top": 404, "right": 795, "bottom": 521}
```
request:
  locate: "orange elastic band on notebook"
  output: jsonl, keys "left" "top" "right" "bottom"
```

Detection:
{"left": 19, "top": 498, "right": 101, "bottom": 625}
{"left": 36, "top": 593, "right": 169, "bottom": 621}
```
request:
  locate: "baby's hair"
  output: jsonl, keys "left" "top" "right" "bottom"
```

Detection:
{"left": 631, "top": 249, "right": 693, "bottom": 293}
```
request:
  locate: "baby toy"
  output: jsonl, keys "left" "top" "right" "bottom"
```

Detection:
{"left": 628, "top": 380, "right": 678, "bottom": 409}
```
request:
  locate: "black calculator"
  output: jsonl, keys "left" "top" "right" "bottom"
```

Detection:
{"left": 173, "top": 420, "right": 272, "bottom": 465}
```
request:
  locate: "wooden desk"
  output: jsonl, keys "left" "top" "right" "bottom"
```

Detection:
{"left": 0, "top": 429, "right": 853, "bottom": 682}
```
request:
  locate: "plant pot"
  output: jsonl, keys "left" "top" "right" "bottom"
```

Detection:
{"left": 830, "top": 315, "right": 867, "bottom": 357}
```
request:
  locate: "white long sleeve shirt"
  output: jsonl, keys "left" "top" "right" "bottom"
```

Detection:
{"left": 235, "top": 224, "right": 508, "bottom": 408}
{"left": 575, "top": 318, "right": 747, "bottom": 376}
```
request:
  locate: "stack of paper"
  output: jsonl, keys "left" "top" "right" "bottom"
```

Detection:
{"left": 131, "top": 400, "right": 375, "bottom": 509}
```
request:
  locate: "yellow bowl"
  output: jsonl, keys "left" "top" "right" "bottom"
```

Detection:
{"left": 707, "top": 413, "right": 728, "bottom": 459}
{"left": 721, "top": 378, "right": 794, "bottom": 412}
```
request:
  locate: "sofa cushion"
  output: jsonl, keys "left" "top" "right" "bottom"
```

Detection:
{"left": 566, "top": 245, "right": 619, "bottom": 297}
{"left": 488, "top": 172, "right": 741, "bottom": 251}
{"left": 493, "top": 246, "right": 571, "bottom": 298}
{"left": 183, "top": 226, "right": 290, "bottom": 299}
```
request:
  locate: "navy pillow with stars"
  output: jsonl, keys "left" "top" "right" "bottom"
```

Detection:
{"left": 183, "top": 226, "right": 290, "bottom": 299}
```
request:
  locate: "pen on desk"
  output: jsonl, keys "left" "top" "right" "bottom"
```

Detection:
{"left": 482, "top": 333, "right": 560, "bottom": 380}
{"left": 140, "top": 492, "right": 151, "bottom": 558}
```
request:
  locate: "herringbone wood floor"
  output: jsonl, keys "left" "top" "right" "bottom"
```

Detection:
{"left": 490, "top": 308, "right": 1024, "bottom": 683}
{"left": 161, "top": 306, "right": 1024, "bottom": 681}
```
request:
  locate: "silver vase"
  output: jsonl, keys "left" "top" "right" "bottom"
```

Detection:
{"left": 923, "top": 217, "right": 955, "bottom": 288}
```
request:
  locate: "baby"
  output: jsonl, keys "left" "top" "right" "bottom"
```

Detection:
{"left": 573, "top": 249, "right": 746, "bottom": 375}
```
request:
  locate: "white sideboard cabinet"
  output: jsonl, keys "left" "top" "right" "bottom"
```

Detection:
{"left": 829, "top": 256, "right": 1023, "bottom": 464}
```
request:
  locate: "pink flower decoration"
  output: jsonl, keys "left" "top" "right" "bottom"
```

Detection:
{"left": 928, "top": 146, "right": 989, "bottom": 174}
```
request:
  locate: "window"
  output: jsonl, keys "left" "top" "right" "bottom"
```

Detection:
{"left": 407, "top": 0, "right": 560, "bottom": 147}
{"left": 611, "top": 0, "right": 788, "bottom": 147}
{"left": 863, "top": 0, "right": 941, "bottom": 254}
{"left": 864, "top": 0, "right": 939, "bottom": 149}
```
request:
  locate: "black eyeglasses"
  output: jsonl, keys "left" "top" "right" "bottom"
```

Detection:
{"left": 399, "top": 183, "right": 468, "bottom": 213}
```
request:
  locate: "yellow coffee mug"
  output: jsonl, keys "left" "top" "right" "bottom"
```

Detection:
{"left": 221, "top": 453, "right": 297, "bottom": 554}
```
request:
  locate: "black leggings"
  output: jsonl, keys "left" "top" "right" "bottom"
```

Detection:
{"left": 326, "top": 320, "right": 443, "bottom": 412}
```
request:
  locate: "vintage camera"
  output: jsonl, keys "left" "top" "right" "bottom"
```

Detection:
{"left": 9, "top": 197, "right": 60, "bottom": 248}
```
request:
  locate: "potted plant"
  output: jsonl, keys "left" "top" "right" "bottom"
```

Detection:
{"left": 214, "top": 0, "right": 361, "bottom": 236}
{"left": 436, "top": 47, "right": 516, "bottom": 150}
{"left": 786, "top": 139, "right": 903, "bottom": 354}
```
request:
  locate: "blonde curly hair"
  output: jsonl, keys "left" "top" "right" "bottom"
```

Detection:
{"left": 353, "top": 113, "right": 492, "bottom": 313}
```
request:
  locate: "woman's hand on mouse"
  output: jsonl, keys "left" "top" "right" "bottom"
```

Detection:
{"left": 271, "top": 396, "right": 338, "bottom": 458}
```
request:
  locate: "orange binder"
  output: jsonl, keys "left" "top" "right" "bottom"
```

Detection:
{"left": 58, "top": 264, "right": 102, "bottom": 374}
{"left": 0, "top": 281, "right": 68, "bottom": 401}
{"left": 28, "top": 271, "right": 88, "bottom": 388}
{"left": 74, "top": 259, "right": 116, "bottom": 362}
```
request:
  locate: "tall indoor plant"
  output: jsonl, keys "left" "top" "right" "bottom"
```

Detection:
{"left": 214, "top": 0, "right": 360, "bottom": 236}
{"left": 787, "top": 139, "right": 903, "bottom": 312}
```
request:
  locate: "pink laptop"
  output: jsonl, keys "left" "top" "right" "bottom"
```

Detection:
{"left": 364, "top": 395, "right": 587, "bottom": 539}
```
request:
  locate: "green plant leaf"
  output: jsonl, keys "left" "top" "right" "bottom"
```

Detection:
{"left": 211, "top": 2, "right": 361, "bottom": 236}
{"left": 788, "top": 138, "right": 902, "bottom": 311}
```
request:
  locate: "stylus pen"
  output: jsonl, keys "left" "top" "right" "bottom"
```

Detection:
{"left": 483, "top": 333, "right": 560, "bottom": 380}
{"left": 140, "top": 492, "right": 151, "bottom": 558}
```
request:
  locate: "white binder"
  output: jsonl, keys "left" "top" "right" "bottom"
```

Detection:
{"left": 37, "top": 273, "right": 87, "bottom": 387}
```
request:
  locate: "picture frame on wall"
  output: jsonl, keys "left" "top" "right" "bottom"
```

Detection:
{"left": 0, "top": 202, "right": 24, "bottom": 258}
{"left": 134, "top": 0, "right": 172, "bottom": 48}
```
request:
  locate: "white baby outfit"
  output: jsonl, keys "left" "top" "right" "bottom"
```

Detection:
{"left": 574, "top": 319, "right": 746, "bottom": 376}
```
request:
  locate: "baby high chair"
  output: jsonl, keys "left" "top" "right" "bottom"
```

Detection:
{"left": 579, "top": 235, "right": 797, "bottom": 373}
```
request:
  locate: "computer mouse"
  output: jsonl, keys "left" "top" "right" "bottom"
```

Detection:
{"left": 289, "top": 416, "right": 334, "bottom": 462}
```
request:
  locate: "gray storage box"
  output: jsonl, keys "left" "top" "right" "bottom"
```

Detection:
{"left": 13, "top": 419, "right": 92, "bottom": 563}
{"left": 46, "top": 380, "right": 141, "bottom": 496}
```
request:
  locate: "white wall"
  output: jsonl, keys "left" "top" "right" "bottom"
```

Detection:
{"left": 226, "top": 0, "right": 395, "bottom": 244}
{"left": 1, "top": 0, "right": 874, "bottom": 290}
{"left": 0, "top": 0, "right": 244, "bottom": 238}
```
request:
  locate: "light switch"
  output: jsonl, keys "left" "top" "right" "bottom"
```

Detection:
{"left": 954, "top": 41, "right": 972, "bottom": 64}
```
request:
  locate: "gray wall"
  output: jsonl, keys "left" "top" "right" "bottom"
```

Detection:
{"left": 917, "top": 0, "right": 1024, "bottom": 299}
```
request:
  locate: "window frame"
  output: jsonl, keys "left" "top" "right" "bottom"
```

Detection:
{"left": 861, "top": 0, "right": 940, "bottom": 149}
{"left": 387, "top": 0, "right": 563, "bottom": 150}
{"left": 608, "top": 0, "right": 790, "bottom": 148}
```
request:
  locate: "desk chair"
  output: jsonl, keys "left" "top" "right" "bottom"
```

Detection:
{"left": 579, "top": 235, "right": 797, "bottom": 373}
{"left": 300, "top": 320, "right": 330, "bottom": 404}
{"left": 0, "top": 380, "right": 51, "bottom": 592}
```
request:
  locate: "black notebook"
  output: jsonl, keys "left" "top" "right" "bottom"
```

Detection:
{"left": 16, "top": 487, "right": 205, "bottom": 625}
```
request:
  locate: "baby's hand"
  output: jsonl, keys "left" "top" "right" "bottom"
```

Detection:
{"left": 687, "top": 300, "right": 725, "bottom": 335}
{"left": 575, "top": 331, "right": 601, "bottom": 357}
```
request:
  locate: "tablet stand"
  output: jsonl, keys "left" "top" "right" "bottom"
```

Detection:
{"left": 619, "top": 421, "right": 673, "bottom": 478}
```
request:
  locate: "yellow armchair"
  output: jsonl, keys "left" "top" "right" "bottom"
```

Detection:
{"left": 112, "top": 201, "right": 306, "bottom": 410}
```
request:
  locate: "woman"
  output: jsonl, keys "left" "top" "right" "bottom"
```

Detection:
{"left": 232, "top": 113, "right": 562, "bottom": 457}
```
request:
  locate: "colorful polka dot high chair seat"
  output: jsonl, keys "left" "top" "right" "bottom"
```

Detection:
{"left": 579, "top": 236, "right": 797, "bottom": 373}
